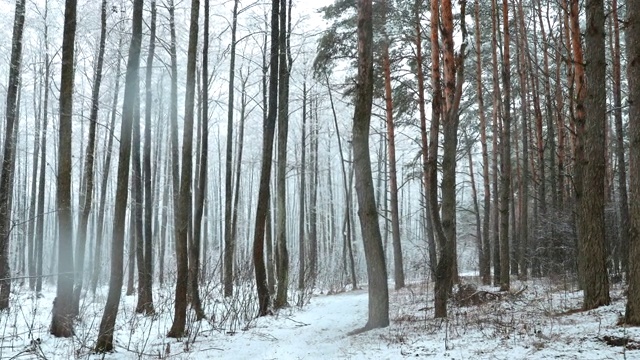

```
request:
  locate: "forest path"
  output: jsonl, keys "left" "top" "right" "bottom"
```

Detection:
{"left": 220, "top": 288, "right": 375, "bottom": 359}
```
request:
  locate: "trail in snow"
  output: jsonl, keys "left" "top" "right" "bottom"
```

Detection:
{"left": 220, "top": 289, "right": 373, "bottom": 359}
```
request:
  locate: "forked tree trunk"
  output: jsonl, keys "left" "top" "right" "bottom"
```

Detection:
{"left": 168, "top": 0, "right": 199, "bottom": 338}
{"left": 94, "top": 0, "right": 143, "bottom": 351}
{"left": 189, "top": 0, "right": 208, "bottom": 321}
{"left": 253, "top": 0, "right": 280, "bottom": 317}
{"left": 326, "top": 75, "right": 357, "bottom": 290}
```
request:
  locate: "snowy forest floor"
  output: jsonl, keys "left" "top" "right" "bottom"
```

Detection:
{"left": 1, "top": 275, "right": 639, "bottom": 359}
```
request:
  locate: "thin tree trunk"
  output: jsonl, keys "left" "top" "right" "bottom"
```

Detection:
{"left": 274, "top": 0, "right": 290, "bottom": 309}
{"left": 92, "top": 32, "right": 122, "bottom": 293}
{"left": 297, "top": 81, "right": 307, "bottom": 293}
{"left": 223, "top": 0, "right": 239, "bottom": 298}
{"left": 189, "top": 0, "right": 208, "bottom": 321}
{"left": 73, "top": 0, "right": 107, "bottom": 315}
{"left": 138, "top": 0, "right": 156, "bottom": 315}
{"left": 382, "top": 0, "right": 404, "bottom": 290}
{"left": 499, "top": 0, "right": 511, "bottom": 291}
{"left": 27, "top": 63, "right": 42, "bottom": 291}
{"left": 474, "top": 0, "right": 491, "bottom": 285}
{"left": 36, "top": 9, "right": 50, "bottom": 294}
{"left": 611, "top": 0, "right": 629, "bottom": 278}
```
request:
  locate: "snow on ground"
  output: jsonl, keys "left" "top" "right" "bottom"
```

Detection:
{"left": 1, "top": 277, "right": 639, "bottom": 359}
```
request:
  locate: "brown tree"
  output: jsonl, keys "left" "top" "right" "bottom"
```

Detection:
{"left": 168, "top": 0, "right": 199, "bottom": 338}
{"left": 573, "top": 0, "right": 610, "bottom": 310}
{"left": 253, "top": 0, "right": 280, "bottom": 317}
{"left": 0, "top": 0, "right": 25, "bottom": 310}
{"left": 626, "top": 0, "right": 640, "bottom": 325}
{"left": 137, "top": 0, "right": 157, "bottom": 315}
{"left": 350, "top": 0, "right": 389, "bottom": 332}
{"left": 51, "top": 0, "right": 78, "bottom": 337}
{"left": 95, "top": 0, "right": 143, "bottom": 351}
{"left": 381, "top": 0, "right": 405, "bottom": 290}
{"left": 224, "top": 0, "right": 240, "bottom": 298}
{"left": 498, "top": 0, "right": 511, "bottom": 292}
{"left": 275, "top": 0, "right": 290, "bottom": 309}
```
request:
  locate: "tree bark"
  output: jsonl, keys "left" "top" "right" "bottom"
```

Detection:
{"left": 625, "top": 0, "right": 640, "bottom": 325}
{"left": 381, "top": 0, "right": 404, "bottom": 290}
{"left": 350, "top": 0, "right": 389, "bottom": 332}
{"left": 577, "top": 0, "right": 610, "bottom": 310}
{"left": 224, "top": 0, "right": 240, "bottom": 298}
{"left": 168, "top": 0, "right": 199, "bottom": 338}
{"left": 274, "top": 0, "right": 290, "bottom": 309}
{"left": 51, "top": 0, "right": 77, "bottom": 337}
{"left": 95, "top": 0, "right": 143, "bottom": 351}
{"left": 0, "top": 0, "right": 25, "bottom": 310}
{"left": 253, "top": 0, "right": 280, "bottom": 317}
{"left": 137, "top": 0, "right": 156, "bottom": 315}
{"left": 474, "top": 0, "right": 491, "bottom": 285}
{"left": 611, "top": 0, "right": 629, "bottom": 278}
{"left": 189, "top": 0, "right": 208, "bottom": 322}
{"left": 73, "top": 0, "right": 107, "bottom": 316}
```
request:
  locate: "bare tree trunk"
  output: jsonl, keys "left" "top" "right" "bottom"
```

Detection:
{"left": 381, "top": 0, "right": 404, "bottom": 290}
{"left": 73, "top": 0, "right": 107, "bottom": 316}
{"left": 138, "top": 0, "right": 156, "bottom": 315}
{"left": 36, "top": 9, "right": 50, "bottom": 294}
{"left": 168, "top": 0, "right": 199, "bottom": 338}
{"left": 625, "top": 0, "right": 640, "bottom": 325}
{"left": 223, "top": 0, "right": 240, "bottom": 298}
{"left": 27, "top": 63, "right": 42, "bottom": 291}
{"left": 189, "top": 0, "right": 208, "bottom": 321}
{"left": 326, "top": 75, "right": 357, "bottom": 290}
{"left": 0, "top": 0, "right": 25, "bottom": 311}
{"left": 490, "top": 0, "right": 502, "bottom": 287}
{"left": 309, "top": 97, "right": 319, "bottom": 286}
{"left": 515, "top": 0, "right": 529, "bottom": 279}
{"left": 253, "top": 0, "right": 279, "bottom": 317}
{"left": 414, "top": 0, "right": 437, "bottom": 280}
{"left": 350, "top": 0, "right": 389, "bottom": 333}
{"left": 50, "top": 0, "right": 77, "bottom": 337}
{"left": 92, "top": 31, "right": 122, "bottom": 293}
{"left": 95, "top": 0, "right": 143, "bottom": 350}
{"left": 274, "top": 0, "right": 290, "bottom": 309}
{"left": 498, "top": 0, "right": 512, "bottom": 291}
{"left": 611, "top": 0, "right": 629, "bottom": 277}
{"left": 297, "top": 81, "right": 307, "bottom": 293}
{"left": 577, "top": 0, "right": 610, "bottom": 310}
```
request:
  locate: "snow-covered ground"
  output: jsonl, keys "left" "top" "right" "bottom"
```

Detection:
{"left": 1, "top": 277, "right": 639, "bottom": 359}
